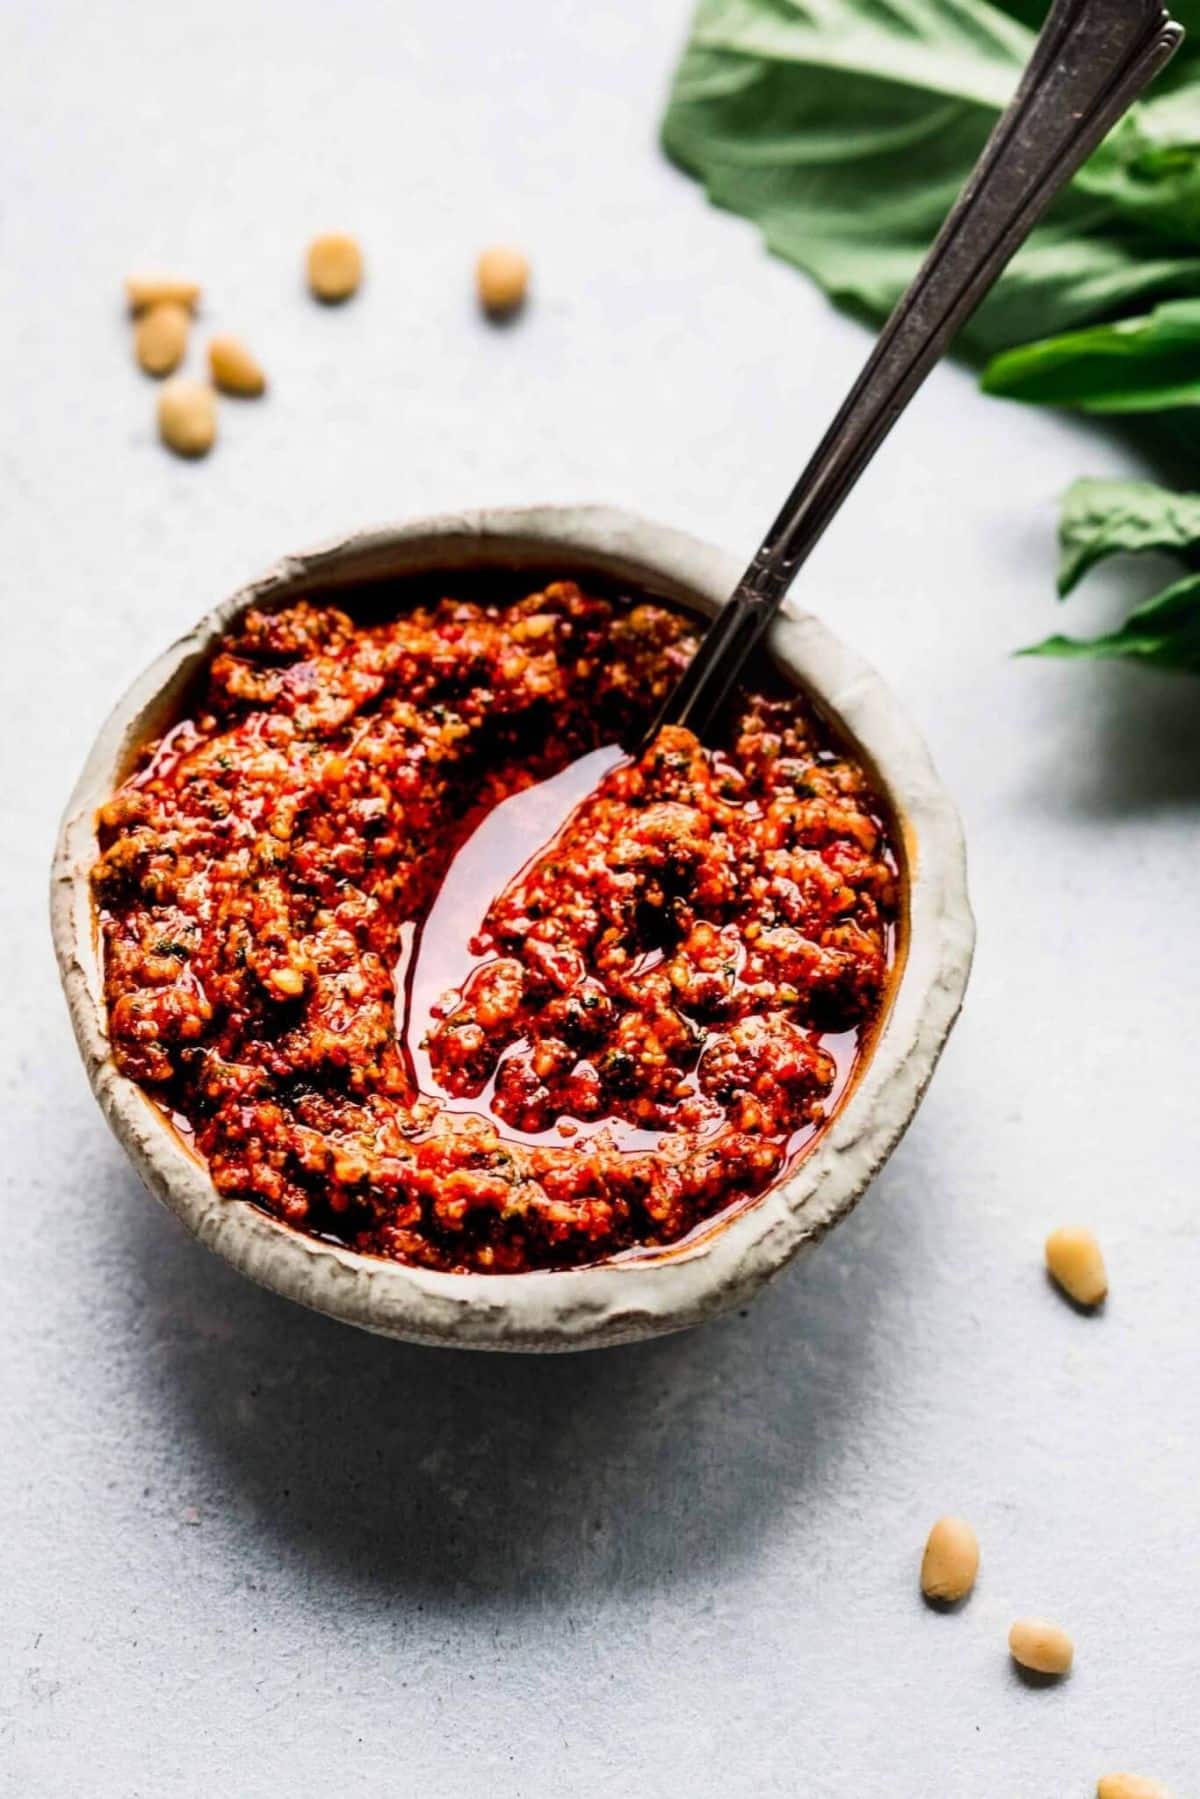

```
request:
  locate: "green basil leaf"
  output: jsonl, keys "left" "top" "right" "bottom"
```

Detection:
{"left": 980, "top": 298, "right": 1200, "bottom": 410}
{"left": 662, "top": 0, "right": 1200, "bottom": 358}
{"left": 1020, "top": 570, "right": 1200, "bottom": 670}
{"left": 1058, "top": 476, "right": 1200, "bottom": 594}
{"left": 1081, "top": 89, "right": 1200, "bottom": 246}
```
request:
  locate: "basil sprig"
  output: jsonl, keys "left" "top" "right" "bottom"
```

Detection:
{"left": 663, "top": 0, "right": 1200, "bottom": 672}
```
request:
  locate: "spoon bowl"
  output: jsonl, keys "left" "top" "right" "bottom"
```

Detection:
{"left": 51, "top": 505, "right": 973, "bottom": 1350}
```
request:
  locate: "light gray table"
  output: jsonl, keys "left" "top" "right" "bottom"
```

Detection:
{"left": 3, "top": 3, "right": 1198, "bottom": 1793}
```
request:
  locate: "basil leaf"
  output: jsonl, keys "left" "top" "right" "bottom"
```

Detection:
{"left": 1058, "top": 476, "right": 1200, "bottom": 594}
{"left": 1081, "top": 90, "right": 1200, "bottom": 246}
{"left": 980, "top": 297, "right": 1200, "bottom": 410}
{"left": 1021, "top": 571, "right": 1200, "bottom": 670}
{"left": 662, "top": 0, "right": 1026, "bottom": 356}
{"left": 662, "top": 0, "right": 1200, "bottom": 359}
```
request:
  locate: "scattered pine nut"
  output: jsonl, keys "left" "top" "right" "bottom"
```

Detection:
{"left": 157, "top": 379, "right": 217, "bottom": 459}
{"left": 307, "top": 233, "right": 363, "bottom": 302}
{"left": 1008, "top": 1617, "right": 1074, "bottom": 1676}
{"left": 134, "top": 302, "right": 190, "bottom": 377}
{"left": 209, "top": 334, "right": 266, "bottom": 397}
{"left": 476, "top": 245, "right": 529, "bottom": 318}
{"left": 1098, "top": 1776, "right": 1174, "bottom": 1798}
{"left": 1046, "top": 1227, "right": 1108, "bottom": 1307}
{"left": 920, "top": 1515, "right": 979, "bottom": 1604}
{"left": 126, "top": 274, "right": 201, "bottom": 313}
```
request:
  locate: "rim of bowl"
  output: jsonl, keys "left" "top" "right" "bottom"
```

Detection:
{"left": 50, "top": 505, "right": 974, "bottom": 1352}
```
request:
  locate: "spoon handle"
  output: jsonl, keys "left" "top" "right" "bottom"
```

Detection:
{"left": 653, "top": 0, "right": 1183, "bottom": 743}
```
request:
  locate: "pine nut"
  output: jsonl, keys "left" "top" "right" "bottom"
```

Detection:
{"left": 209, "top": 334, "right": 266, "bottom": 397}
{"left": 307, "top": 234, "right": 363, "bottom": 302}
{"left": 1098, "top": 1776, "right": 1173, "bottom": 1798}
{"left": 134, "top": 302, "right": 190, "bottom": 377}
{"left": 1046, "top": 1227, "right": 1108, "bottom": 1307}
{"left": 476, "top": 245, "right": 529, "bottom": 317}
{"left": 1008, "top": 1617, "right": 1073, "bottom": 1676}
{"left": 126, "top": 274, "right": 201, "bottom": 313}
{"left": 268, "top": 967, "right": 305, "bottom": 998}
{"left": 920, "top": 1515, "right": 979, "bottom": 1603}
{"left": 157, "top": 379, "right": 217, "bottom": 458}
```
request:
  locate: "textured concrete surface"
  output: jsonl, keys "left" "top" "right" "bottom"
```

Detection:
{"left": 3, "top": 2, "right": 1199, "bottom": 1793}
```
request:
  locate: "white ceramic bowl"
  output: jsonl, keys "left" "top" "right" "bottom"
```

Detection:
{"left": 51, "top": 506, "right": 973, "bottom": 1351}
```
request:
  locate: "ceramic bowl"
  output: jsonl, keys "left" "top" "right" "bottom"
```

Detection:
{"left": 51, "top": 506, "right": 974, "bottom": 1351}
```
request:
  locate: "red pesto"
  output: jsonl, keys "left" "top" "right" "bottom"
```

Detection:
{"left": 93, "top": 581, "right": 899, "bottom": 1273}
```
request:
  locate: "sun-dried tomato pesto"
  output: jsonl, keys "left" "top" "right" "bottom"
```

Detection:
{"left": 94, "top": 581, "right": 898, "bottom": 1273}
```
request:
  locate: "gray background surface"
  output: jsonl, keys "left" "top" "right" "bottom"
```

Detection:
{"left": 3, "top": 2, "right": 1198, "bottom": 1793}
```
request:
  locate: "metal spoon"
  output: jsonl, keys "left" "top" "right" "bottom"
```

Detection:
{"left": 647, "top": 0, "right": 1183, "bottom": 747}
{"left": 404, "top": 0, "right": 1181, "bottom": 1074}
